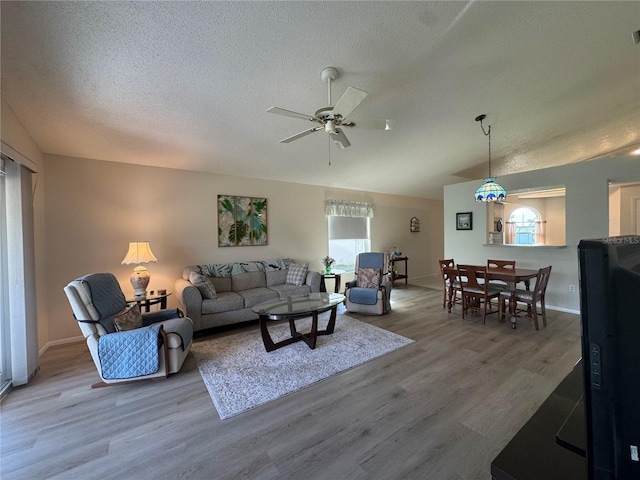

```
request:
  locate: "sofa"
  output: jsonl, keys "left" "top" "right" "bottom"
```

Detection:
{"left": 174, "top": 259, "right": 321, "bottom": 332}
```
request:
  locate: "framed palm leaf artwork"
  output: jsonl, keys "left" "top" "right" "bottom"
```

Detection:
{"left": 218, "top": 195, "right": 268, "bottom": 247}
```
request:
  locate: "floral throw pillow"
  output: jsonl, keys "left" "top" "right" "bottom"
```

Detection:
{"left": 286, "top": 263, "right": 309, "bottom": 286}
{"left": 356, "top": 268, "right": 381, "bottom": 288}
{"left": 189, "top": 272, "right": 218, "bottom": 299}
{"left": 113, "top": 304, "right": 143, "bottom": 332}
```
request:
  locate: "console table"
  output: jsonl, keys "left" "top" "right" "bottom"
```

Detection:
{"left": 390, "top": 256, "right": 408, "bottom": 286}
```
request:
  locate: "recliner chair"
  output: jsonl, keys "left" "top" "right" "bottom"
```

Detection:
{"left": 64, "top": 272, "right": 193, "bottom": 388}
{"left": 344, "top": 252, "right": 392, "bottom": 315}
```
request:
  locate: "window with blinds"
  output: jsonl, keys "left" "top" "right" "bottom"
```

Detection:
{"left": 328, "top": 216, "right": 371, "bottom": 272}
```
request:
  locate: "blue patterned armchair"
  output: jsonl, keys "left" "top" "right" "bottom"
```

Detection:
{"left": 344, "top": 252, "right": 392, "bottom": 315}
{"left": 64, "top": 273, "right": 193, "bottom": 388}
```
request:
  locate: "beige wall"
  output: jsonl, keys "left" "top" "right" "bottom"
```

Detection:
{"left": 45, "top": 154, "right": 444, "bottom": 343}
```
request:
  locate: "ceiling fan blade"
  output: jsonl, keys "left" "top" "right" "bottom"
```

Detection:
{"left": 280, "top": 126, "right": 322, "bottom": 143}
{"left": 332, "top": 128, "right": 351, "bottom": 149}
{"left": 350, "top": 119, "right": 397, "bottom": 130}
{"left": 332, "top": 87, "right": 368, "bottom": 119}
{"left": 266, "top": 107, "right": 317, "bottom": 122}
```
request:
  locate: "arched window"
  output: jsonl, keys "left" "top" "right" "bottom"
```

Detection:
{"left": 507, "top": 207, "right": 541, "bottom": 245}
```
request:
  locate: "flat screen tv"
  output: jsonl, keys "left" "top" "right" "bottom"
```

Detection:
{"left": 578, "top": 236, "right": 640, "bottom": 479}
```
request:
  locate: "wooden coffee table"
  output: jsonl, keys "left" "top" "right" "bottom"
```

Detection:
{"left": 252, "top": 293, "right": 345, "bottom": 352}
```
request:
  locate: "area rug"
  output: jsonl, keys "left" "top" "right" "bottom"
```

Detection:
{"left": 191, "top": 314, "right": 414, "bottom": 419}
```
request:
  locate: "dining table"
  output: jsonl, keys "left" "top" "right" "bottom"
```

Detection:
{"left": 484, "top": 267, "right": 539, "bottom": 328}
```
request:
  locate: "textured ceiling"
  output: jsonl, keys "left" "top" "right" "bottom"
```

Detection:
{"left": 1, "top": 1, "right": 639, "bottom": 199}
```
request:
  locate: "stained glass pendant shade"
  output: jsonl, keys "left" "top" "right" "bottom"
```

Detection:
{"left": 475, "top": 178, "right": 507, "bottom": 202}
{"left": 474, "top": 114, "right": 506, "bottom": 202}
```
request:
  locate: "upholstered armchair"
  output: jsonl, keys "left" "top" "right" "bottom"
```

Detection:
{"left": 344, "top": 252, "right": 392, "bottom": 315}
{"left": 64, "top": 273, "right": 193, "bottom": 388}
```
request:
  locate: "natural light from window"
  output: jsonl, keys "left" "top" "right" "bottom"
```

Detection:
{"left": 508, "top": 207, "right": 540, "bottom": 245}
{"left": 328, "top": 216, "right": 370, "bottom": 272}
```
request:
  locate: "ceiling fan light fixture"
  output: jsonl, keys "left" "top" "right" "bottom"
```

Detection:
{"left": 325, "top": 120, "right": 337, "bottom": 134}
{"left": 474, "top": 114, "right": 506, "bottom": 202}
{"left": 266, "top": 67, "right": 395, "bottom": 153}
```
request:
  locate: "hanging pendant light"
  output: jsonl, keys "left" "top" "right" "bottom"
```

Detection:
{"left": 474, "top": 114, "right": 506, "bottom": 202}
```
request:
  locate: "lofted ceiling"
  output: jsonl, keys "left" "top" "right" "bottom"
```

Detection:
{"left": 1, "top": 1, "right": 639, "bottom": 199}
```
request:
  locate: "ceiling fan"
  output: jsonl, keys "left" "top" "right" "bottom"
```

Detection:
{"left": 266, "top": 67, "right": 396, "bottom": 149}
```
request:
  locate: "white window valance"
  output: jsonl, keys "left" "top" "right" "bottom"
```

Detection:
{"left": 325, "top": 200, "right": 374, "bottom": 218}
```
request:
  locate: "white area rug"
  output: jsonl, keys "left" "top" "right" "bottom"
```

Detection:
{"left": 191, "top": 314, "right": 414, "bottom": 419}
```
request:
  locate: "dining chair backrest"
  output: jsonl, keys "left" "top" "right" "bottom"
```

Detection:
{"left": 439, "top": 259, "right": 455, "bottom": 276}
{"left": 457, "top": 264, "right": 485, "bottom": 291}
{"left": 533, "top": 266, "right": 552, "bottom": 297}
{"left": 442, "top": 265, "right": 459, "bottom": 286}
{"left": 487, "top": 259, "right": 516, "bottom": 271}
{"left": 438, "top": 260, "right": 456, "bottom": 308}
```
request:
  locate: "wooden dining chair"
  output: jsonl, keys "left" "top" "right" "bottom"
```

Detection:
{"left": 442, "top": 265, "right": 464, "bottom": 315}
{"left": 499, "top": 266, "right": 552, "bottom": 330}
{"left": 457, "top": 264, "right": 501, "bottom": 323}
{"left": 487, "top": 259, "right": 516, "bottom": 290}
{"left": 487, "top": 260, "right": 516, "bottom": 270}
{"left": 438, "top": 259, "right": 455, "bottom": 308}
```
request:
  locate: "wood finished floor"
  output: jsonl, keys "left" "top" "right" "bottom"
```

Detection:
{"left": 1, "top": 278, "right": 582, "bottom": 480}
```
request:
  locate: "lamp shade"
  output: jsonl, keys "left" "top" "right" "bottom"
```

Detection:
{"left": 121, "top": 242, "right": 158, "bottom": 265}
{"left": 475, "top": 177, "right": 507, "bottom": 202}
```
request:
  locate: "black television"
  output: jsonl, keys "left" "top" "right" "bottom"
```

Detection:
{"left": 578, "top": 236, "right": 640, "bottom": 479}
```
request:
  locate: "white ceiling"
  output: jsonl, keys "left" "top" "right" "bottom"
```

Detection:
{"left": 2, "top": 1, "right": 639, "bottom": 199}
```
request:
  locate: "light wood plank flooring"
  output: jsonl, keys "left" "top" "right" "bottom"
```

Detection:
{"left": 1, "top": 278, "right": 582, "bottom": 479}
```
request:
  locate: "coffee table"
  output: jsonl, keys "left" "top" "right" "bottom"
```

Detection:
{"left": 252, "top": 293, "right": 345, "bottom": 352}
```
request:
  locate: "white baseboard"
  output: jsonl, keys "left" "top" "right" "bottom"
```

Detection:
{"left": 544, "top": 304, "right": 580, "bottom": 315}
{"left": 39, "top": 336, "right": 84, "bottom": 356}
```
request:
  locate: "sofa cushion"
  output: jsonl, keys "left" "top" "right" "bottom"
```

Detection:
{"left": 356, "top": 267, "right": 381, "bottom": 288}
{"left": 189, "top": 272, "right": 218, "bottom": 299}
{"left": 211, "top": 276, "right": 232, "bottom": 293}
{"left": 238, "top": 287, "right": 278, "bottom": 308}
{"left": 113, "top": 304, "right": 143, "bottom": 331}
{"left": 286, "top": 263, "right": 309, "bottom": 286}
{"left": 201, "top": 292, "right": 245, "bottom": 314}
{"left": 266, "top": 269, "right": 288, "bottom": 286}
{"left": 268, "top": 283, "right": 311, "bottom": 299}
{"left": 232, "top": 271, "right": 266, "bottom": 291}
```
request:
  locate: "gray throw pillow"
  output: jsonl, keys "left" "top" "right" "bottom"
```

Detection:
{"left": 189, "top": 272, "right": 218, "bottom": 299}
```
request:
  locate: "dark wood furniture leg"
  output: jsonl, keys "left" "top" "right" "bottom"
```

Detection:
{"left": 259, "top": 305, "right": 339, "bottom": 352}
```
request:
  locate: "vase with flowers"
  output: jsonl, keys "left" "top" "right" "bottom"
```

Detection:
{"left": 322, "top": 256, "right": 336, "bottom": 274}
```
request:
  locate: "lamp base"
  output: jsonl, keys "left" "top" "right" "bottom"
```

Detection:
{"left": 130, "top": 266, "right": 150, "bottom": 298}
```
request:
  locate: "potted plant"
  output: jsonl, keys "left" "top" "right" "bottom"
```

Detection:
{"left": 322, "top": 256, "right": 336, "bottom": 274}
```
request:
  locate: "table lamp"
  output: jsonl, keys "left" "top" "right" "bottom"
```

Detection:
{"left": 121, "top": 241, "right": 158, "bottom": 298}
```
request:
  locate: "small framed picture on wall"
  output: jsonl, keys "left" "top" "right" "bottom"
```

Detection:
{"left": 456, "top": 212, "right": 473, "bottom": 230}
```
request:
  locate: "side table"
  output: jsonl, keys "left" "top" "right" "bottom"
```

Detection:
{"left": 128, "top": 292, "right": 171, "bottom": 313}
{"left": 390, "top": 256, "right": 408, "bottom": 286}
{"left": 319, "top": 269, "right": 345, "bottom": 294}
